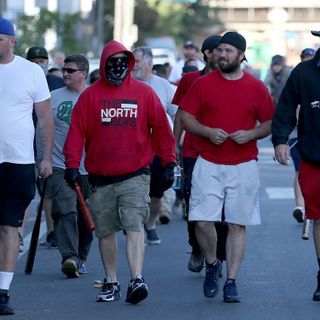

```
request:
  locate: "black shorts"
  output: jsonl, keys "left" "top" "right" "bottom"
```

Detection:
{"left": 149, "top": 156, "right": 164, "bottom": 198}
{"left": 0, "top": 163, "right": 36, "bottom": 227}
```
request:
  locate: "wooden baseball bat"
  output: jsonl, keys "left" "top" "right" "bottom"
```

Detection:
{"left": 74, "top": 182, "right": 95, "bottom": 232}
{"left": 25, "top": 178, "right": 47, "bottom": 275}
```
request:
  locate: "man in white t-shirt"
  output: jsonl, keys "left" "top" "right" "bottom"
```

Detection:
{"left": 0, "top": 17, "right": 54, "bottom": 316}
{"left": 169, "top": 40, "right": 205, "bottom": 84}
{"left": 132, "top": 46, "right": 177, "bottom": 244}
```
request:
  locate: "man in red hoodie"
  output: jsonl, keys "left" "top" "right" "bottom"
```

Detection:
{"left": 63, "top": 40, "right": 176, "bottom": 305}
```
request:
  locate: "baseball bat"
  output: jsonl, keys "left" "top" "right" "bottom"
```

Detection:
{"left": 74, "top": 182, "right": 95, "bottom": 232}
{"left": 25, "top": 178, "right": 47, "bottom": 275}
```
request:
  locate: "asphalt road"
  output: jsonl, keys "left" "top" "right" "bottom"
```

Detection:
{"left": 7, "top": 139, "right": 320, "bottom": 320}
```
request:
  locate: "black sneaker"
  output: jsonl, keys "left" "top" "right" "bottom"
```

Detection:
{"left": 313, "top": 271, "right": 320, "bottom": 301}
{"left": 188, "top": 248, "right": 204, "bottom": 273}
{"left": 96, "top": 279, "right": 121, "bottom": 302}
{"left": 125, "top": 276, "right": 149, "bottom": 304}
{"left": 293, "top": 207, "right": 304, "bottom": 223}
{"left": 0, "top": 291, "right": 14, "bottom": 316}
{"left": 223, "top": 279, "right": 241, "bottom": 303}
{"left": 203, "top": 260, "right": 221, "bottom": 298}
{"left": 61, "top": 258, "right": 79, "bottom": 278}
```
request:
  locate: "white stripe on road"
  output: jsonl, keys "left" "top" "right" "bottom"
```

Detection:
{"left": 265, "top": 187, "right": 295, "bottom": 199}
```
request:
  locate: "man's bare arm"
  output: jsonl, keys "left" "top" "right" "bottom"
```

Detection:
{"left": 35, "top": 98, "right": 55, "bottom": 177}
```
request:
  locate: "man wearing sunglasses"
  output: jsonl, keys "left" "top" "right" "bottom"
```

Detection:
{"left": 63, "top": 40, "right": 176, "bottom": 305}
{"left": 37, "top": 54, "right": 93, "bottom": 279}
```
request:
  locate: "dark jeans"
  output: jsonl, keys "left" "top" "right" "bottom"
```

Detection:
{"left": 183, "top": 157, "right": 228, "bottom": 261}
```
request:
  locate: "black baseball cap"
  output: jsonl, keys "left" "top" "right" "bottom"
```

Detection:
{"left": 219, "top": 31, "right": 246, "bottom": 52}
{"left": 300, "top": 48, "right": 316, "bottom": 60}
{"left": 201, "top": 35, "right": 222, "bottom": 53}
{"left": 26, "top": 46, "right": 48, "bottom": 60}
{"left": 311, "top": 30, "right": 320, "bottom": 37}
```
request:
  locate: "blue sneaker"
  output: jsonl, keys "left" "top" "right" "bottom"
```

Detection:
{"left": 223, "top": 279, "right": 241, "bottom": 303}
{"left": 78, "top": 263, "right": 87, "bottom": 274}
{"left": 145, "top": 228, "right": 161, "bottom": 245}
{"left": 203, "top": 260, "right": 221, "bottom": 298}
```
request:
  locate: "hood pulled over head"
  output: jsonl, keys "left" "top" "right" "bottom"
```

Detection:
{"left": 99, "top": 40, "right": 135, "bottom": 86}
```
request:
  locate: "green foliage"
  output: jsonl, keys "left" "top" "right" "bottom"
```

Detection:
{"left": 103, "top": 0, "right": 115, "bottom": 43}
{"left": 134, "top": 0, "right": 221, "bottom": 45}
{"left": 57, "top": 12, "right": 87, "bottom": 55}
{"left": 15, "top": 8, "right": 86, "bottom": 57}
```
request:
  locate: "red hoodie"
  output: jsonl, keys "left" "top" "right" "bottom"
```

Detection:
{"left": 63, "top": 40, "right": 175, "bottom": 177}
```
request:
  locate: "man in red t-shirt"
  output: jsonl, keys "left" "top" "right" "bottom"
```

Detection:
{"left": 180, "top": 32, "right": 275, "bottom": 303}
{"left": 173, "top": 35, "right": 228, "bottom": 274}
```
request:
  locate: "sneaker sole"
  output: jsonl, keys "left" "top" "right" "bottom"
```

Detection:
{"left": 61, "top": 260, "right": 79, "bottom": 278}
{"left": 96, "top": 294, "right": 120, "bottom": 302}
{"left": 188, "top": 265, "right": 204, "bottom": 273}
{"left": 147, "top": 239, "right": 161, "bottom": 245}
{"left": 125, "top": 288, "right": 148, "bottom": 304}
{"left": 224, "top": 296, "right": 241, "bottom": 303}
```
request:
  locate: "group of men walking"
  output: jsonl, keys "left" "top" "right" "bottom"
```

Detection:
{"left": 0, "top": 15, "right": 320, "bottom": 317}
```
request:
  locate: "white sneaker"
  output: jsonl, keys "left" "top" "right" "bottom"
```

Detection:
{"left": 302, "top": 219, "right": 310, "bottom": 240}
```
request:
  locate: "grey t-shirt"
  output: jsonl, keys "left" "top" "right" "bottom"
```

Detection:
{"left": 37, "top": 86, "right": 87, "bottom": 174}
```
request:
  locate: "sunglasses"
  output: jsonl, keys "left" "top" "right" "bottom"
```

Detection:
{"left": 62, "top": 68, "right": 82, "bottom": 74}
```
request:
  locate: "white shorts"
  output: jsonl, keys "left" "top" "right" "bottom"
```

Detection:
{"left": 188, "top": 156, "right": 261, "bottom": 226}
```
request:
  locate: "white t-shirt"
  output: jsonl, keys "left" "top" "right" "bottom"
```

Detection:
{"left": 168, "top": 58, "right": 205, "bottom": 83}
{"left": 0, "top": 55, "right": 50, "bottom": 164}
{"left": 144, "top": 74, "right": 178, "bottom": 128}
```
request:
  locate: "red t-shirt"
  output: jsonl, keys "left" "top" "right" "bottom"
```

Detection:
{"left": 172, "top": 71, "right": 202, "bottom": 158}
{"left": 179, "top": 70, "right": 275, "bottom": 165}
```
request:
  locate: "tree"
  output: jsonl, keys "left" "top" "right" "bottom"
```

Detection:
{"left": 15, "top": 9, "right": 88, "bottom": 57}
{"left": 134, "top": 0, "right": 222, "bottom": 46}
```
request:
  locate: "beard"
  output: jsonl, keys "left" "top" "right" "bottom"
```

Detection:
{"left": 218, "top": 58, "right": 240, "bottom": 73}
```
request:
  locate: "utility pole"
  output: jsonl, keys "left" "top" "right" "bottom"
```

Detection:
{"left": 113, "top": 0, "right": 137, "bottom": 49}
{"left": 97, "top": 0, "right": 105, "bottom": 54}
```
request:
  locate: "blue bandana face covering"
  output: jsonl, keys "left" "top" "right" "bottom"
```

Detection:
{"left": 105, "top": 56, "right": 129, "bottom": 86}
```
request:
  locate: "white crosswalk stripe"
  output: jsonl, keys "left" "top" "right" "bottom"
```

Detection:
{"left": 258, "top": 147, "right": 294, "bottom": 199}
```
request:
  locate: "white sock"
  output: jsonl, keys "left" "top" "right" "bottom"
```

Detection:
{"left": 0, "top": 272, "right": 14, "bottom": 290}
